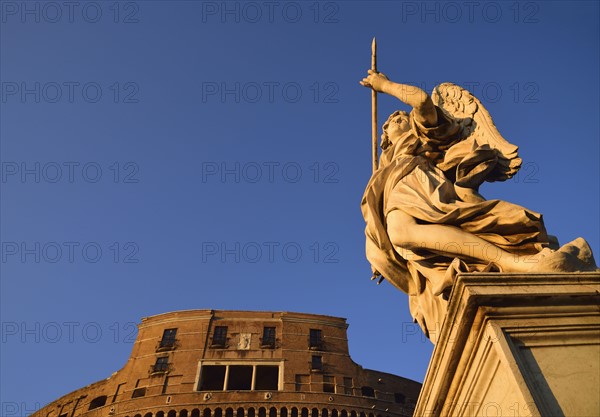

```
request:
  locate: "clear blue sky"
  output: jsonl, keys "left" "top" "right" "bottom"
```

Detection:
{"left": 1, "top": 0, "right": 598, "bottom": 412}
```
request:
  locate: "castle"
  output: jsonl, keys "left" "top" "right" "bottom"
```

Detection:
{"left": 31, "top": 310, "right": 421, "bottom": 417}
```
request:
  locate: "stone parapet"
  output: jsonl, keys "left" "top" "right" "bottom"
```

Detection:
{"left": 414, "top": 272, "right": 600, "bottom": 417}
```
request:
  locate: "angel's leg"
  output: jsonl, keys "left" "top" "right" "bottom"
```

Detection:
{"left": 386, "top": 210, "right": 530, "bottom": 272}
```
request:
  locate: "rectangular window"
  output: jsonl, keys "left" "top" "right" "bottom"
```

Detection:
{"left": 153, "top": 356, "right": 169, "bottom": 373}
{"left": 309, "top": 329, "right": 322, "bottom": 349}
{"left": 394, "top": 393, "right": 406, "bottom": 404}
{"left": 112, "top": 382, "right": 125, "bottom": 403}
{"left": 227, "top": 365, "right": 253, "bottom": 390}
{"left": 131, "top": 387, "right": 146, "bottom": 398}
{"left": 198, "top": 363, "right": 281, "bottom": 392}
{"left": 200, "top": 365, "right": 226, "bottom": 390}
{"left": 159, "top": 328, "right": 177, "bottom": 349}
{"left": 255, "top": 365, "right": 279, "bottom": 390}
{"left": 323, "top": 375, "right": 335, "bottom": 393}
{"left": 262, "top": 327, "right": 276, "bottom": 348}
{"left": 361, "top": 386, "right": 375, "bottom": 397}
{"left": 212, "top": 326, "right": 228, "bottom": 347}
{"left": 295, "top": 374, "right": 309, "bottom": 392}
{"left": 311, "top": 355, "right": 322, "bottom": 371}
{"left": 162, "top": 376, "right": 170, "bottom": 394}
{"left": 343, "top": 377, "right": 353, "bottom": 395}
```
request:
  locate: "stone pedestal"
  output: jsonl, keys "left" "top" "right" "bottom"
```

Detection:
{"left": 413, "top": 273, "right": 600, "bottom": 417}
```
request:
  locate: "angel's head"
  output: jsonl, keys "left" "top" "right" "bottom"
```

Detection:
{"left": 381, "top": 110, "right": 410, "bottom": 150}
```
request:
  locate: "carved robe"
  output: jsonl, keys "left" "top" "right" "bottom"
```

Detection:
{"left": 361, "top": 107, "right": 550, "bottom": 340}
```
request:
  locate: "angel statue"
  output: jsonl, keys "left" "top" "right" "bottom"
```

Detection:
{"left": 359, "top": 68, "right": 598, "bottom": 342}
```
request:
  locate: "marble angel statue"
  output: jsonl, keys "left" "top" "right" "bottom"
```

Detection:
{"left": 359, "top": 69, "right": 598, "bottom": 341}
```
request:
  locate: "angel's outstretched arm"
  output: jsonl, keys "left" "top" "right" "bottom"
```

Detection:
{"left": 360, "top": 70, "right": 437, "bottom": 126}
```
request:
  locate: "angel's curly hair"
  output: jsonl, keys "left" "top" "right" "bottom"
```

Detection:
{"left": 381, "top": 110, "right": 409, "bottom": 150}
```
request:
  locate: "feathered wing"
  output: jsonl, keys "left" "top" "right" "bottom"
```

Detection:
{"left": 432, "top": 82, "right": 522, "bottom": 182}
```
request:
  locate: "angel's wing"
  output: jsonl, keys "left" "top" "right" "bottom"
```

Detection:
{"left": 432, "top": 82, "right": 522, "bottom": 182}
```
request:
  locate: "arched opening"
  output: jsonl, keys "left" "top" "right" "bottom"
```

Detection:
{"left": 203, "top": 409, "right": 212, "bottom": 417}
{"left": 280, "top": 408, "right": 288, "bottom": 417}
{"left": 226, "top": 409, "right": 234, "bottom": 417}
{"left": 269, "top": 408, "right": 277, "bottom": 417}
{"left": 181, "top": 411, "right": 189, "bottom": 417}
{"left": 134, "top": 414, "right": 142, "bottom": 417}
{"left": 258, "top": 408, "right": 266, "bottom": 417}
{"left": 359, "top": 413, "right": 366, "bottom": 417}
{"left": 341, "top": 411, "right": 347, "bottom": 417}
{"left": 168, "top": 411, "right": 177, "bottom": 417}
{"left": 312, "top": 409, "right": 318, "bottom": 417}
{"left": 214, "top": 409, "right": 223, "bottom": 417}
{"left": 88, "top": 396, "right": 107, "bottom": 410}
{"left": 144, "top": 413, "right": 153, "bottom": 417}
{"left": 301, "top": 408, "right": 308, "bottom": 417}
{"left": 157, "top": 412, "right": 165, "bottom": 417}
{"left": 248, "top": 408, "right": 255, "bottom": 417}
{"left": 192, "top": 410, "right": 200, "bottom": 417}
{"left": 237, "top": 408, "right": 244, "bottom": 417}
{"left": 290, "top": 408, "right": 298, "bottom": 417}
{"left": 322, "top": 410, "right": 329, "bottom": 417}
{"left": 331, "top": 410, "right": 338, "bottom": 417}
{"left": 350, "top": 412, "right": 357, "bottom": 417}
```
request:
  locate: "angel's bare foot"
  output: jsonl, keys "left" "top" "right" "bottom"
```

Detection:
{"left": 525, "top": 248, "right": 578, "bottom": 272}
{"left": 525, "top": 239, "right": 598, "bottom": 272}
{"left": 558, "top": 237, "right": 596, "bottom": 266}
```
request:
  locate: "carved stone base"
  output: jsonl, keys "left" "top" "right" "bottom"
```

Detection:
{"left": 413, "top": 272, "right": 600, "bottom": 417}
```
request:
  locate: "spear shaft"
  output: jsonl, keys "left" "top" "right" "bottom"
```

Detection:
{"left": 371, "top": 38, "right": 378, "bottom": 173}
